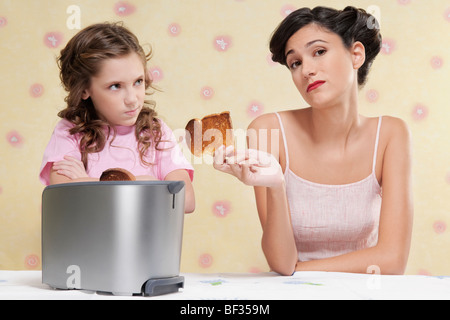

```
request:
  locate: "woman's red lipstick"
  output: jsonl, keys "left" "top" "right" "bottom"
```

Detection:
{"left": 307, "top": 81, "right": 325, "bottom": 93}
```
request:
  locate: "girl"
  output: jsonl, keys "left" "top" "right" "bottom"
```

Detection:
{"left": 40, "top": 22, "right": 195, "bottom": 213}
{"left": 214, "top": 6, "right": 413, "bottom": 274}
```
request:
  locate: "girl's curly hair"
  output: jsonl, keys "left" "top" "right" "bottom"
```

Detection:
{"left": 57, "top": 22, "right": 162, "bottom": 169}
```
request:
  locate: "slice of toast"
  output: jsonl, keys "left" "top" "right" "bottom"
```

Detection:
{"left": 99, "top": 168, "right": 136, "bottom": 181}
{"left": 185, "top": 111, "right": 234, "bottom": 157}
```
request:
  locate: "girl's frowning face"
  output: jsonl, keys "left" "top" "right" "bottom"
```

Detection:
{"left": 82, "top": 52, "right": 146, "bottom": 127}
{"left": 284, "top": 23, "right": 365, "bottom": 109}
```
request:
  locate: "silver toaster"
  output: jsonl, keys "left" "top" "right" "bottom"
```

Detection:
{"left": 41, "top": 180, "right": 185, "bottom": 296}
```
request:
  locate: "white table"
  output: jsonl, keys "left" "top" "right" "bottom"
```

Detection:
{"left": 1, "top": 271, "right": 449, "bottom": 300}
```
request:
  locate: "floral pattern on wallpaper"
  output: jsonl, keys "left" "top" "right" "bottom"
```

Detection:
{"left": 0, "top": 0, "right": 449, "bottom": 275}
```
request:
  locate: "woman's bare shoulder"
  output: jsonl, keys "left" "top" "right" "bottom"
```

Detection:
{"left": 377, "top": 116, "right": 412, "bottom": 168}
{"left": 380, "top": 115, "right": 411, "bottom": 141}
{"left": 247, "top": 109, "right": 304, "bottom": 130}
{"left": 247, "top": 112, "right": 280, "bottom": 130}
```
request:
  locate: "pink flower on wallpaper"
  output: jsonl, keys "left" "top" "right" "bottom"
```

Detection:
{"left": 412, "top": 104, "right": 428, "bottom": 121}
{"left": 29, "top": 83, "right": 44, "bottom": 98}
{"left": 281, "top": 5, "right": 296, "bottom": 17}
{"left": 430, "top": 56, "right": 443, "bottom": 69}
{"left": 114, "top": 1, "right": 135, "bottom": 16}
{"left": 168, "top": 23, "right": 181, "bottom": 36}
{"left": 6, "top": 131, "right": 24, "bottom": 147}
{"left": 214, "top": 35, "right": 232, "bottom": 52}
{"left": 397, "top": 0, "right": 411, "bottom": 5}
{"left": 366, "top": 89, "right": 379, "bottom": 103}
{"left": 200, "top": 86, "right": 214, "bottom": 100}
{"left": 43, "top": 32, "right": 63, "bottom": 48}
{"left": 445, "top": 8, "right": 450, "bottom": 22}
{"left": 212, "top": 200, "right": 231, "bottom": 218}
{"left": 0, "top": 17, "right": 7, "bottom": 28}
{"left": 149, "top": 67, "right": 163, "bottom": 83}
{"left": 25, "top": 254, "right": 40, "bottom": 270}
{"left": 433, "top": 221, "right": 446, "bottom": 234}
{"left": 445, "top": 172, "right": 450, "bottom": 185}
{"left": 249, "top": 267, "right": 262, "bottom": 273}
{"left": 247, "top": 101, "right": 264, "bottom": 118}
{"left": 0, "top": 186, "right": 3, "bottom": 195}
{"left": 199, "top": 253, "right": 213, "bottom": 268}
{"left": 380, "top": 38, "right": 395, "bottom": 55}
{"left": 417, "top": 269, "right": 431, "bottom": 276}
{"left": 266, "top": 53, "right": 277, "bottom": 66}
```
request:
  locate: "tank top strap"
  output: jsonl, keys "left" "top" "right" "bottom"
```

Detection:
{"left": 372, "top": 116, "right": 383, "bottom": 173}
{"left": 274, "top": 112, "right": 289, "bottom": 171}
{"left": 274, "top": 113, "right": 382, "bottom": 175}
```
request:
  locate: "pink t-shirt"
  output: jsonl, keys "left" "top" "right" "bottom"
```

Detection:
{"left": 39, "top": 118, "right": 194, "bottom": 185}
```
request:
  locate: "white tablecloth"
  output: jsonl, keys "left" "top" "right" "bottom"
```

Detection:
{"left": 1, "top": 270, "right": 449, "bottom": 300}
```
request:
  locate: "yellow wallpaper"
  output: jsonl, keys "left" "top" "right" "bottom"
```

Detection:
{"left": 0, "top": 0, "right": 449, "bottom": 275}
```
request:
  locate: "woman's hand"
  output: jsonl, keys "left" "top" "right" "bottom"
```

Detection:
{"left": 52, "top": 156, "right": 89, "bottom": 180}
{"left": 213, "top": 145, "right": 284, "bottom": 188}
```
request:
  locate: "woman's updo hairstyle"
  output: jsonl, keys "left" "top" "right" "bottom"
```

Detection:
{"left": 270, "top": 6, "right": 382, "bottom": 87}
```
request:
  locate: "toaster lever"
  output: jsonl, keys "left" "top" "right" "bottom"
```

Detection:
{"left": 168, "top": 181, "right": 185, "bottom": 209}
{"left": 167, "top": 181, "right": 185, "bottom": 194}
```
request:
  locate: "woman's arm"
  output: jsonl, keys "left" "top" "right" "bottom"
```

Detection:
{"left": 213, "top": 114, "right": 298, "bottom": 275}
{"left": 165, "top": 169, "right": 195, "bottom": 214}
{"left": 295, "top": 117, "right": 413, "bottom": 275}
{"left": 249, "top": 116, "right": 297, "bottom": 276}
{"left": 254, "top": 183, "right": 298, "bottom": 276}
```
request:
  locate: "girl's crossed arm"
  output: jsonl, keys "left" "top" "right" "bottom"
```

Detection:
{"left": 50, "top": 156, "right": 195, "bottom": 213}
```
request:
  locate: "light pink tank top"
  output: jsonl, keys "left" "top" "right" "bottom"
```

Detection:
{"left": 275, "top": 113, "right": 382, "bottom": 262}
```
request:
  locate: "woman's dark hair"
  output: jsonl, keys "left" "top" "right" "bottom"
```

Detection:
{"left": 270, "top": 6, "right": 382, "bottom": 87}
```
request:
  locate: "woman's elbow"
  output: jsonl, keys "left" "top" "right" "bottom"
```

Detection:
{"left": 379, "top": 249, "right": 409, "bottom": 275}
{"left": 270, "top": 263, "right": 295, "bottom": 276}
{"left": 275, "top": 267, "right": 295, "bottom": 276}
{"left": 266, "top": 258, "right": 296, "bottom": 276}
{"left": 383, "top": 258, "right": 407, "bottom": 275}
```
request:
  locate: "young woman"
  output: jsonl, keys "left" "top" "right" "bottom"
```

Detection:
{"left": 40, "top": 22, "right": 195, "bottom": 213}
{"left": 214, "top": 6, "right": 413, "bottom": 275}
